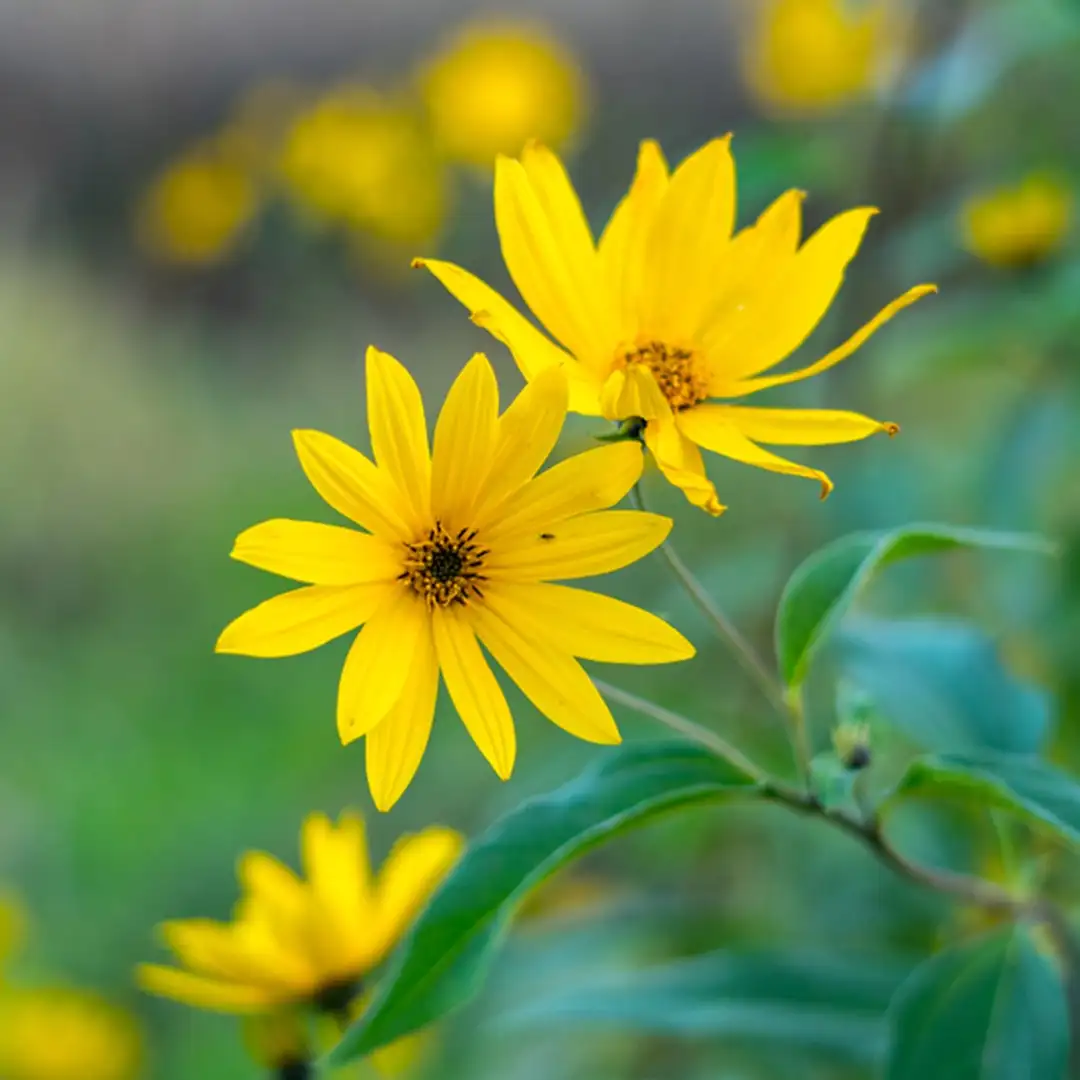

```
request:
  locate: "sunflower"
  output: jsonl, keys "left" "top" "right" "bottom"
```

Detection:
{"left": 137, "top": 812, "right": 462, "bottom": 1012}
{"left": 415, "top": 138, "right": 935, "bottom": 515}
{"left": 215, "top": 348, "right": 693, "bottom": 809}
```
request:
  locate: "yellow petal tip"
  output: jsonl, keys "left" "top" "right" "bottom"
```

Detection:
{"left": 883, "top": 421, "right": 900, "bottom": 437}
{"left": 410, "top": 257, "right": 427, "bottom": 269}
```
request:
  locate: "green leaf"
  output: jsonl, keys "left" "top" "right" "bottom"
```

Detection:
{"left": 504, "top": 950, "right": 911, "bottom": 1064}
{"left": 775, "top": 524, "right": 1053, "bottom": 689}
{"left": 838, "top": 617, "right": 1051, "bottom": 755}
{"left": 889, "top": 750, "right": 1080, "bottom": 846}
{"left": 327, "top": 741, "right": 760, "bottom": 1066}
{"left": 887, "top": 926, "right": 1067, "bottom": 1080}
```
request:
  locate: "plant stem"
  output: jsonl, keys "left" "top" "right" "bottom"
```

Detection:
{"left": 594, "top": 678, "right": 769, "bottom": 783}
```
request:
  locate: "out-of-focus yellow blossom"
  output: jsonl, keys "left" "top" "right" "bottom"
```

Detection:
{"left": 417, "top": 139, "right": 934, "bottom": 515}
{"left": 0, "top": 988, "right": 142, "bottom": 1080}
{"left": 742, "top": 0, "right": 895, "bottom": 115}
{"left": 419, "top": 20, "right": 586, "bottom": 168}
{"left": 280, "top": 87, "right": 449, "bottom": 247}
{"left": 961, "top": 174, "right": 1074, "bottom": 269}
{"left": 0, "top": 892, "right": 26, "bottom": 972}
{"left": 218, "top": 79, "right": 306, "bottom": 173}
{"left": 136, "top": 140, "right": 260, "bottom": 266}
{"left": 214, "top": 350, "right": 694, "bottom": 808}
{"left": 138, "top": 811, "right": 462, "bottom": 1011}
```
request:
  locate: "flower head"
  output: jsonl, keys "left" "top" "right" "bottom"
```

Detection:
{"left": 416, "top": 139, "right": 934, "bottom": 514}
{"left": 741, "top": 0, "right": 897, "bottom": 115}
{"left": 961, "top": 174, "right": 1074, "bottom": 269}
{"left": 0, "top": 988, "right": 142, "bottom": 1080}
{"left": 280, "top": 86, "right": 448, "bottom": 248}
{"left": 136, "top": 139, "right": 260, "bottom": 266}
{"left": 215, "top": 349, "right": 693, "bottom": 808}
{"left": 419, "top": 19, "right": 586, "bottom": 169}
{"left": 138, "top": 812, "right": 462, "bottom": 1011}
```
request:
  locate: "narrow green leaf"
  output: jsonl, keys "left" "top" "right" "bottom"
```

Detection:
{"left": 327, "top": 741, "right": 760, "bottom": 1066}
{"left": 889, "top": 750, "right": 1080, "bottom": 845}
{"left": 505, "top": 950, "right": 909, "bottom": 1064}
{"left": 775, "top": 524, "right": 1053, "bottom": 689}
{"left": 838, "top": 616, "right": 1051, "bottom": 755}
{"left": 887, "top": 926, "right": 1067, "bottom": 1080}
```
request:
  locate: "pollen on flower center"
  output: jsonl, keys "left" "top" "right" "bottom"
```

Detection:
{"left": 400, "top": 521, "right": 488, "bottom": 609}
{"left": 625, "top": 341, "right": 709, "bottom": 410}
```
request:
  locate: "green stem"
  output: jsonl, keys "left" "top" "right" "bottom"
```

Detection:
{"left": 593, "top": 678, "right": 769, "bottom": 783}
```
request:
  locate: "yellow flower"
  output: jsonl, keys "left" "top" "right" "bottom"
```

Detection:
{"left": 961, "top": 174, "right": 1074, "bottom": 269}
{"left": 215, "top": 349, "right": 693, "bottom": 808}
{"left": 416, "top": 139, "right": 934, "bottom": 515}
{"left": 419, "top": 19, "right": 586, "bottom": 169}
{"left": 136, "top": 140, "right": 260, "bottom": 266}
{"left": 138, "top": 811, "right": 462, "bottom": 1011}
{"left": 741, "top": 0, "right": 896, "bottom": 114}
{"left": 280, "top": 87, "right": 449, "bottom": 247}
{"left": 0, "top": 988, "right": 142, "bottom": 1080}
{"left": 0, "top": 892, "right": 26, "bottom": 973}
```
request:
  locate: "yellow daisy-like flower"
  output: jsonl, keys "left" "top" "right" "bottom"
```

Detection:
{"left": 741, "top": 0, "right": 895, "bottom": 115}
{"left": 138, "top": 812, "right": 462, "bottom": 1012}
{"left": 416, "top": 139, "right": 935, "bottom": 515}
{"left": 419, "top": 19, "right": 587, "bottom": 169}
{"left": 280, "top": 86, "right": 449, "bottom": 248}
{"left": 215, "top": 348, "right": 693, "bottom": 809}
{"left": 961, "top": 173, "right": 1074, "bottom": 269}
{"left": 0, "top": 988, "right": 143, "bottom": 1080}
{"left": 136, "top": 140, "right": 260, "bottom": 267}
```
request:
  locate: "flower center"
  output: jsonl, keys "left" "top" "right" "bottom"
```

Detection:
{"left": 624, "top": 341, "right": 709, "bottom": 410}
{"left": 400, "top": 521, "right": 487, "bottom": 609}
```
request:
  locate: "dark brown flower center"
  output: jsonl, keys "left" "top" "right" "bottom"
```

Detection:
{"left": 400, "top": 521, "right": 487, "bottom": 609}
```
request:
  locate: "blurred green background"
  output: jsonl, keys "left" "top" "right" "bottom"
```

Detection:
{"left": 1, "top": 0, "right": 1079, "bottom": 1076}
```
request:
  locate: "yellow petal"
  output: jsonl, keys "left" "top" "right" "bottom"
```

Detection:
{"left": 365, "top": 346, "right": 432, "bottom": 529}
{"left": 678, "top": 406, "right": 833, "bottom": 497}
{"left": 484, "top": 582, "right": 695, "bottom": 664}
{"left": 640, "top": 136, "right": 737, "bottom": 340}
{"left": 487, "top": 509, "right": 671, "bottom": 581}
{"left": 487, "top": 441, "right": 644, "bottom": 540}
{"left": 292, "top": 429, "right": 412, "bottom": 541}
{"left": 337, "top": 589, "right": 428, "bottom": 744}
{"left": 431, "top": 353, "right": 500, "bottom": 524}
{"left": 643, "top": 418, "right": 727, "bottom": 516}
{"left": 599, "top": 139, "right": 669, "bottom": 340}
{"left": 726, "top": 284, "right": 938, "bottom": 396}
{"left": 411, "top": 257, "right": 602, "bottom": 412}
{"left": 495, "top": 155, "right": 612, "bottom": 363}
{"left": 230, "top": 519, "right": 401, "bottom": 585}
{"left": 705, "top": 405, "right": 898, "bottom": 444}
{"left": 473, "top": 366, "right": 568, "bottom": 522}
{"left": 716, "top": 207, "right": 879, "bottom": 385}
{"left": 365, "top": 619, "right": 440, "bottom": 813}
{"left": 216, "top": 582, "right": 390, "bottom": 658}
{"left": 432, "top": 606, "right": 516, "bottom": 779}
{"left": 136, "top": 965, "right": 280, "bottom": 1013}
{"left": 370, "top": 827, "right": 464, "bottom": 960}
{"left": 470, "top": 604, "right": 622, "bottom": 744}
{"left": 699, "top": 188, "right": 804, "bottom": 355}
{"left": 235, "top": 853, "right": 312, "bottom": 966}
{"left": 598, "top": 365, "right": 671, "bottom": 422}
{"left": 301, "top": 812, "right": 374, "bottom": 974}
{"left": 159, "top": 920, "right": 249, "bottom": 981}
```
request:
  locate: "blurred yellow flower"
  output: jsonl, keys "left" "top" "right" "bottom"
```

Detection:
{"left": 0, "top": 892, "right": 25, "bottom": 972}
{"left": 961, "top": 174, "right": 1074, "bottom": 269}
{"left": 0, "top": 988, "right": 142, "bottom": 1080}
{"left": 136, "top": 141, "right": 260, "bottom": 266}
{"left": 417, "top": 139, "right": 934, "bottom": 515}
{"left": 280, "top": 87, "right": 449, "bottom": 247}
{"left": 419, "top": 20, "right": 586, "bottom": 168}
{"left": 215, "top": 349, "right": 693, "bottom": 808}
{"left": 741, "top": 0, "right": 894, "bottom": 114}
{"left": 138, "top": 811, "right": 462, "bottom": 1011}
